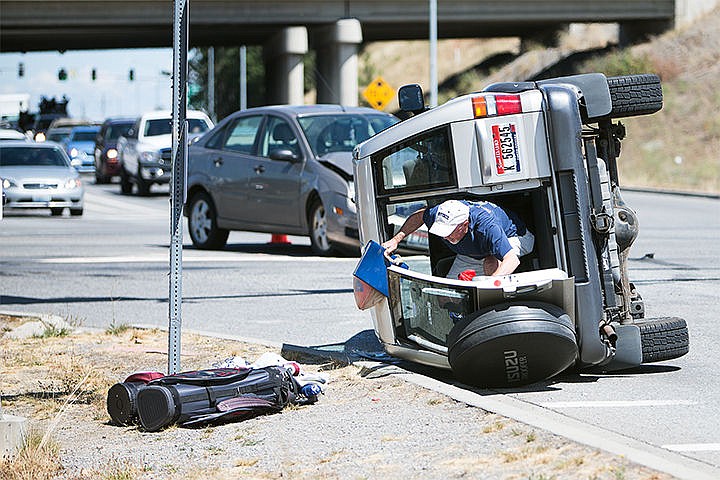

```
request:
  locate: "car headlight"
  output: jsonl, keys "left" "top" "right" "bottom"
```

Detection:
{"left": 64, "top": 178, "right": 82, "bottom": 189}
{"left": 107, "top": 148, "right": 118, "bottom": 159}
{"left": 140, "top": 151, "right": 158, "bottom": 163}
{"left": 35, "top": 132, "right": 46, "bottom": 142}
{"left": 69, "top": 147, "right": 78, "bottom": 158}
{"left": 2, "top": 178, "right": 15, "bottom": 189}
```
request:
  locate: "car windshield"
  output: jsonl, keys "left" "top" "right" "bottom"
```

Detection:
{"left": 70, "top": 131, "right": 98, "bottom": 142}
{"left": 0, "top": 147, "right": 69, "bottom": 167}
{"left": 105, "top": 123, "right": 134, "bottom": 141}
{"left": 298, "top": 113, "right": 397, "bottom": 157}
{"left": 145, "top": 118, "right": 210, "bottom": 137}
{"left": 46, "top": 132, "right": 70, "bottom": 143}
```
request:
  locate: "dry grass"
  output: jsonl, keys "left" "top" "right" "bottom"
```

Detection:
{"left": 0, "top": 315, "right": 675, "bottom": 480}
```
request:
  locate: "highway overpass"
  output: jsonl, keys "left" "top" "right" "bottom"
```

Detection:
{"left": 0, "top": 0, "right": 679, "bottom": 105}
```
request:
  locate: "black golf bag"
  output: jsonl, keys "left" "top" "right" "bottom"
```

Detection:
{"left": 107, "top": 366, "right": 301, "bottom": 431}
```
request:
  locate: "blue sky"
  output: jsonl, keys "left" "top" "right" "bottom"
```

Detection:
{"left": 0, "top": 48, "right": 175, "bottom": 122}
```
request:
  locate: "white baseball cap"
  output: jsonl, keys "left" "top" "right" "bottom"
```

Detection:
{"left": 429, "top": 200, "right": 470, "bottom": 237}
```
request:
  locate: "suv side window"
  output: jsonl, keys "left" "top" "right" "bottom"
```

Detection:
{"left": 374, "top": 126, "right": 455, "bottom": 195}
{"left": 224, "top": 115, "right": 263, "bottom": 154}
{"left": 259, "top": 116, "right": 299, "bottom": 158}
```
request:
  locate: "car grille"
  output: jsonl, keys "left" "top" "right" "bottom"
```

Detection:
{"left": 24, "top": 183, "right": 58, "bottom": 189}
{"left": 160, "top": 148, "right": 172, "bottom": 162}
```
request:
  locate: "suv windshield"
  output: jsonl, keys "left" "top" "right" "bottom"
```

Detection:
{"left": 105, "top": 123, "right": 134, "bottom": 141}
{"left": 145, "top": 118, "right": 210, "bottom": 137}
{"left": 298, "top": 114, "right": 397, "bottom": 157}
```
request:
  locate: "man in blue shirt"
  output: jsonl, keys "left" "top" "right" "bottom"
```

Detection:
{"left": 382, "top": 199, "right": 534, "bottom": 279}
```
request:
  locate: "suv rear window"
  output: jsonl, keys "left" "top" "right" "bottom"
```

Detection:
{"left": 372, "top": 126, "right": 455, "bottom": 196}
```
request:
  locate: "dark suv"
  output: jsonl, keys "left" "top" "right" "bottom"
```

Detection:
{"left": 353, "top": 73, "right": 689, "bottom": 387}
{"left": 94, "top": 117, "right": 136, "bottom": 184}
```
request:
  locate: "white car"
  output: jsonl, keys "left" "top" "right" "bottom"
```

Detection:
{"left": 352, "top": 73, "right": 689, "bottom": 387}
{"left": 117, "top": 110, "right": 213, "bottom": 195}
{"left": 0, "top": 141, "right": 84, "bottom": 216}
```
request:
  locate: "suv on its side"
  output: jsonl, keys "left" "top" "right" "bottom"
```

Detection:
{"left": 352, "top": 73, "right": 689, "bottom": 387}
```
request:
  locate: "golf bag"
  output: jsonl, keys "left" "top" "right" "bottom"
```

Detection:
{"left": 107, "top": 366, "right": 300, "bottom": 431}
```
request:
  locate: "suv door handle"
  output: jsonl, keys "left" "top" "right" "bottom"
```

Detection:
{"left": 213, "top": 157, "right": 223, "bottom": 167}
{"left": 254, "top": 165, "right": 265, "bottom": 174}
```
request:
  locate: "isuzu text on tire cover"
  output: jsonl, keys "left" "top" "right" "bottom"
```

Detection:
{"left": 352, "top": 73, "right": 689, "bottom": 387}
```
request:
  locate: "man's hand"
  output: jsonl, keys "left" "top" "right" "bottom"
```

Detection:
{"left": 381, "top": 237, "right": 401, "bottom": 262}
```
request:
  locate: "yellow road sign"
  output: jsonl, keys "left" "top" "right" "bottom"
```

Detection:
{"left": 363, "top": 77, "right": 395, "bottom": 111}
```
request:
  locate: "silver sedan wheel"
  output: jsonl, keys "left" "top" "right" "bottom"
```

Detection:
{"left": 190, "top": 198, "right": 212, "bottom": 244}
{"left": 311, "top": 203, "right": 331, "bottom": 253}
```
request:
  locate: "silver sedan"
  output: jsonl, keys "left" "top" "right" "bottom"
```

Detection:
{"left": 0, "top": 141, "right": 84, "bottom": 216}
{"left": 185, "top": 105, "right": 398, "bottom": 255}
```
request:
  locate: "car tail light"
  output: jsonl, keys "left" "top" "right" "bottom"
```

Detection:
{"left": 472, "top": 94, "right": 522, "bottom": 118}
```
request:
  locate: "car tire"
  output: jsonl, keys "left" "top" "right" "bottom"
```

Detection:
{"left": 637, "top": 317, "right": 689, "bottom": 363}
{"left": 447, "top": 301, "right": 578, "bottom": 387}
{"left": 50, "top": 208, "right": 64, "bottom": 216}
{"left": 95, "top": 172, "right": 110, "bottom": 184}
{"left": 308, "top": 198, "right": 335, "bottom": 256}
{"left": 120, "top": 169, "right": 133, "bottom": 195}
{"left": 188, "top": 192, "right": 229, "bottom": 250}
{"left": 607, "top": 74, "right": 663, "bottom": 119}
{"left": 136, "top": 168, "right": 150, "bottom": 196}
{"left": 70, "top": 208, "right": 83, "bottom": 216}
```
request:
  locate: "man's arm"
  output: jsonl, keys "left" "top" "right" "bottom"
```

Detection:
{"left": 488, "top": 250, "right": 520, "bottom": 276}
{"left": 381, "top": 208, "right": 427, "bottom": 256}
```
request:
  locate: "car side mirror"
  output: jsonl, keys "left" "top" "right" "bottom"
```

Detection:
{"left": 398, "top": 84, "right": 426, "bottom": 115}
{"left": 269, "top": 148, "right": 300, "bottom": 163}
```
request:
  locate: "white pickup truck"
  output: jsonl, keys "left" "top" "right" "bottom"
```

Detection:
{"left": 117, "top": 110, "right": 213, "bottom": 195}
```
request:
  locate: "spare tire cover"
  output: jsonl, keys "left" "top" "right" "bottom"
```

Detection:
{"left": 448, "top": 302, "right": 578, "bottom": 387}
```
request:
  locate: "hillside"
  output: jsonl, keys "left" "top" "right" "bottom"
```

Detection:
{"left": 359, "top": 16, "right": 719, "bottom": 194}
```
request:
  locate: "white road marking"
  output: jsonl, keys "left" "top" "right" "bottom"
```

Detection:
{"left": 39, "top": 254, "right": 352, "bottom": 264}
{"left": 663, "top": 444, "right": 720, "bottom": 452}
{"left": 541, "top": 400, "right": 697, "bottom": 408}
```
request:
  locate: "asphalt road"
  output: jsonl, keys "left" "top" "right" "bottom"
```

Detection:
{"left": 1, "top": 178, "right": 719, "bottom": 472}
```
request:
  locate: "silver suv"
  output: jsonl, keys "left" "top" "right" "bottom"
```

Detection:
{"left": 352, "top": 73, "right": 689, "bottom": 387}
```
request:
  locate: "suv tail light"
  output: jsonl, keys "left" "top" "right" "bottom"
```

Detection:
{"left": 472, "top": 94, "right": 522, "bottom": 118}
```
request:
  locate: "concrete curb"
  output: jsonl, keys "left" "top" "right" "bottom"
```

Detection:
{"left": 276, "top": 344, "right": 720, "bottom": 480}
{"left": 4, "top": 311, "right": 718, "bottom": 478}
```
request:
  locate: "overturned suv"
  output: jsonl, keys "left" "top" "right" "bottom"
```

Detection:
{"left": 352, "top": 73, "right": 689, "bottom": 387}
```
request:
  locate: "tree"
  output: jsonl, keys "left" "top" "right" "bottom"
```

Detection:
{"left": 189, "top": 46, "right": 266, "bottom": 121}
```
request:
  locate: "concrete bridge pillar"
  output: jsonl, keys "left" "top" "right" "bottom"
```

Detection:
{"left": 264, "top": 26, "right": 308, "bottom": 105}
{"left": 313, "top": 18, "right": 363, "bottom": 106}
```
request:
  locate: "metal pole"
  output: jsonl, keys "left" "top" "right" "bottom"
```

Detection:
{"left": 429, "top": 0, "right": 438, "bottom": 107}
{"left": 208, "top": 46, "right": 215, "bottom": 121}
{"left": 240, "top": 45, "right": 247, "bottom": 110}
{"left": 169, "top": 0, "right": 189, "bottom": 375}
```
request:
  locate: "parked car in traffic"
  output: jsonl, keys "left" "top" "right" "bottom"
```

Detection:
{"left": 117, "top": 110, "right": 213, "bottom": 195}
{"left": 94, "top": 117, "right": 136, "bottom": 184}
{"left": 65, "top": 125, "right": 101, "bottom": 173}
{"left": 0, "top": 140, "right": 84, "bottom": 216}
{"left": 184, "top": 104, "right": 398, "bottom": 254}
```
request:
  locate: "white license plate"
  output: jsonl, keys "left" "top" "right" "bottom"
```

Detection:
{"left": 32, "top": 194, "right": 51, "bottom": 202}
{"left": 491, "top": 123, "right": 521, "bottom": 175}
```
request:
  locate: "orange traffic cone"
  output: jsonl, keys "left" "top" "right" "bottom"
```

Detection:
{"left": 268, "top": 234, "right": 291, "bottom": 244}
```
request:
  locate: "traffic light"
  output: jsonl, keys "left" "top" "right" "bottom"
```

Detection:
{"left": 129, "top": 69, "right": 135, "bottom": 81}
{"left": 91, "top": 68, "right": 97, "bottom": 81}
{"left": 58, "top": 68, "right": 68, "bottom": 81}
{"left": 18, "top": 62, "right": 24, "bottom": 78}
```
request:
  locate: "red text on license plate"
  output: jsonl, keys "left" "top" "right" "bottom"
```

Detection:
{"left": 491, "top": 123, "right": 521, "bottom": 175}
